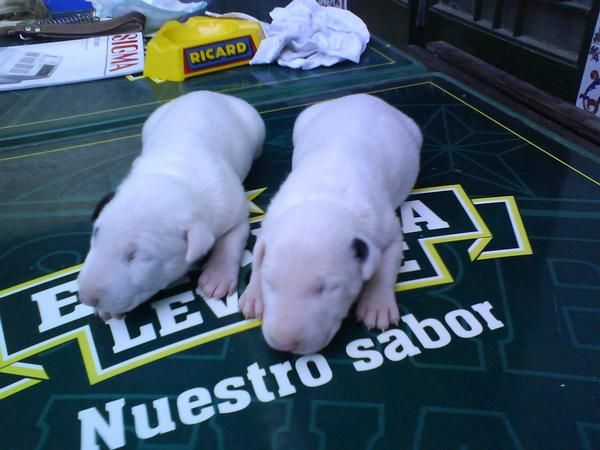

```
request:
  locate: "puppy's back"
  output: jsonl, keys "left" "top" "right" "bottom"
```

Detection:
{"left": 291, "top": 94, "right": 422, "bottom": 206}
{"left": 141, "top": 91, "right": 265, "bottom": 179}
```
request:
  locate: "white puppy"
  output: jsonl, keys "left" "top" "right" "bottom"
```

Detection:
{"left": 77, "top": 91, "right": 265, "bottom": 320}
{"left": 239, "top": 94, "right": 421, "bottom": 354}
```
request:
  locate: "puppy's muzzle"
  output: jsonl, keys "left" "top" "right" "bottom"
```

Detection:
{"left": 78, "top": 294, "right": 99, "bottom": 307}
{"left": 265, "top": 333, "right": 302, "bottom": 353}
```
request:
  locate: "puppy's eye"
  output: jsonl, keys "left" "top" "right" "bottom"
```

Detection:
{"left": 329, "top": 283, "right": 340, "bottom": 291}
{"left": 125, "top": 248, "right": 136, "bottom": 263}
{"left": 312, "top": 281, "right": 325, "bottom": 295}
{"left": 323, "top": 282, "right": 341, "bottom": 295}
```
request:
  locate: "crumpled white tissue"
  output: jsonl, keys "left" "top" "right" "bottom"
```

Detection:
{"left": 208, "top": 0, "right": 369, "bottom": 70}
{"left": 254, "top": 0, "right": 370, "bottom": 69}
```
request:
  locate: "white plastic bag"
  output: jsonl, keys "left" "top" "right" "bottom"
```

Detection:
{"left": 90, "top": 0, "right": 207, "bottom": 31}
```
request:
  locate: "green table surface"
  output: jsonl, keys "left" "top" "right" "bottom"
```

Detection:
{"left": 0, "top": 36, "right": 424, "bottom": 146}
{"left": 0, "top": 39, "right": 598, "bottom": 450}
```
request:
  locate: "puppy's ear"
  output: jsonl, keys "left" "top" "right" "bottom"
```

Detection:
{"left": 352, "top": 237, "right": 381, "bottom": 281}
{"left": 91, "top": 192, "right": 115, "bottom": 222}
{"left": 184, "top": 222, "right": 215, "bottom": 263}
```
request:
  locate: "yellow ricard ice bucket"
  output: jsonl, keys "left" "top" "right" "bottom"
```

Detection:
{"left": 144, "top": 16, "right": 264, "bottom": 81}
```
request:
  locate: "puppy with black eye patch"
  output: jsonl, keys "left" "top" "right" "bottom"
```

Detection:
{"left": 77, "top": 91, "right": 265, "bottom": 320}
{"left": 239, "top": 94, "right": 422, "bottom": 355}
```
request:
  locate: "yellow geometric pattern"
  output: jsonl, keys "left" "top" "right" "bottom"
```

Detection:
{"left": 0, "top": 186, "right": 534, "bottom": 399}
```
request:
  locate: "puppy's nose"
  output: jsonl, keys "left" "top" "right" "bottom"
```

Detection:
{"left": 270, "top": 336, "right": 301, "bottom": 353}
{"left": 79, "top": 295, "right": 99, "bottom": 307}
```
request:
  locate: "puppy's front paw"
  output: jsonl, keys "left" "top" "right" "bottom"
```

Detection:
{"left": 198, "top": 262, "right": 238, "bottom": 299}
{"left": 238, "top": 287, "right": 263, "bottom": 320}
{"left": 356, "top": 293, "right": 399, "bottom": 331}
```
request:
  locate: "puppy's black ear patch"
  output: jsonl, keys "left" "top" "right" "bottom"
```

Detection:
{"left": 91, "top": 192, "right": 115, "bottom": 222}
{"left": 352, "top": 238, "right": 369, "bottom": 262}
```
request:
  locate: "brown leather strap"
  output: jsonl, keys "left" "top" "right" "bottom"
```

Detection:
{"left": 4, "top": 11, "right": 146, "bottom": 39}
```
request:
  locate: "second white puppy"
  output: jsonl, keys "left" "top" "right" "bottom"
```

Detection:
{"left": 77, "top": 91, "right": 265, "bottom": 320}
{"left": 239, "top": 94, "right": 421, "bottom": 354}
